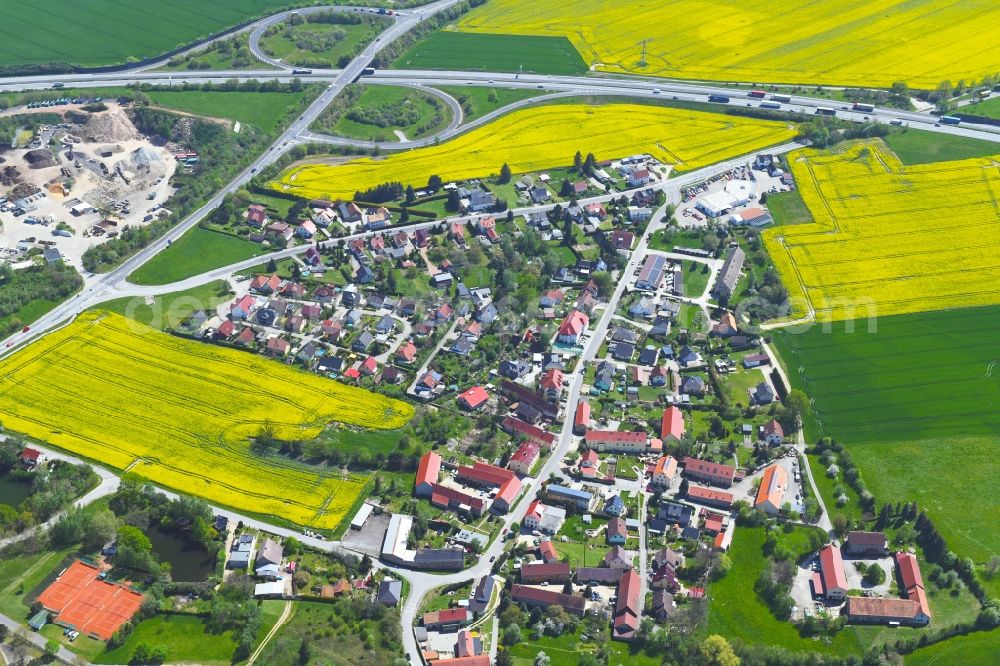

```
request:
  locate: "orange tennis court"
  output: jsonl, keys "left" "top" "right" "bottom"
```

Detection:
{"left": 37, "top": 561, "right": 143, "bottom": 640}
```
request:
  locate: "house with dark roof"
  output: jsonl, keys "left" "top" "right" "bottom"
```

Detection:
{"left": 377, "top": 579, "right": 402, "bottom": 606}
{"left": 607, "top": 517, "right": 627, "bottom": 545}
{"left": 845, "top": 531, "right": 889, "bottom": 556}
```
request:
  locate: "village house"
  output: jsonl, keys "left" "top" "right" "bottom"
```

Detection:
{"left": 845, "top": 531, "right": 889, "bottom": 556}
{"left": 585, "top": 429, "right": 647, "bottom": 454}
{"left": 754, "top": 464, "right": 788, "bottom": 515}
{"left": 815, "top": 544, "right": 849, "bottom": 601}
{"left": 510, "top": 585, "right": 586, "bottom": 617}
{"left": 660, "top": 406, "right": 685, "bottom": 442}
{"left": 650, "top": 456, "right": 678, "bottom": 490}
{"left": 682, "top": 457, "right": 736, "bottom": 487}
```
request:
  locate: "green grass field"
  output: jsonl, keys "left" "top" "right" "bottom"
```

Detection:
{"left": 259, "top": 16, "right": 387, "bottom": 69}
{"left": 905, "top": 628, "right": 1000, "bottom": 665}
{"left": 882, "top": 129, "right": 1000, "bottom": 165}
{"left": 708, "top": 527, "right": 861, "bottom": 654}
{"left": 681, "top": 260, "right": 711, "bottom": 298}
{"left": 392, "top": 32, "right": 589, "bottom": 75}
{"left": 313, "top": 85, "right": 450, "bottom": 142}
{"left": 766, "top": 189, "right": 815, "bottom": 227}
{"left": 772, "top": 305, "right": 1000, "bottom": 564}
{"left": 128, "top": 228, "right": 266, "bottom": 286}
{"left": 0, "top": 1, "right": 296, "bottom": 68}
{"left": 95, "top": 614, "right": 239, "bottom": 665}
{"left": 145, "top": 90, "right": 307, "bottom": 131}
{"left": 962, "top": 96, "right": 1000, "bottom": 120}
{"left": 97, "top": 281, "right": 233, "bottom": 329}
{"left": 436, "top": 85, "right": 545, "bottom": 122}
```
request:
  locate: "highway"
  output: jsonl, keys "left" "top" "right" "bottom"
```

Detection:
{"left": 0, "top": 0, "right": 465, "bottom": 357}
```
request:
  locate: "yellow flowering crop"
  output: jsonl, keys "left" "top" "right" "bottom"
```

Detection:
{"left": 456, "top": 0, "right": 1000, "bottom": 88}
{"left": 763, "top": 140, "right": 1000, "bottom": 322}
{"left": 0, "top": 312, "right": 413, "bottom": 529}
{"left": 274, "top": 103, "right": 795, "bottom": 200}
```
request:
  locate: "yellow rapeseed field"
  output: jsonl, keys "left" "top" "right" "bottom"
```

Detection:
{"left": 0, "top": 312, "right": 413, "bottom": 529}
{"left": 274, "top": 103, "right": 795, "bottom": 199}
{"left": 763, "top": 140, "right": 1000, "bottom": 322}
{"left": 456, "top": 0, "right": 1000, "bottom": 88}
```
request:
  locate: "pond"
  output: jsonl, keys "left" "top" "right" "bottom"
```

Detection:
{"left": 146, "top": 524, "right": 216, "bottom": 582}
{"left": 0, "top": 471, "right": 33, "bottom": 509}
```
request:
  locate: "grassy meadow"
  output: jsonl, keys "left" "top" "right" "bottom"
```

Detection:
{"left": 772, "top": 305, "right": 1000, "bottom": 564}
{"left": 393, "top": 31, "right": 588, "bottom": 75}
{"left": 128, "top": 228, "right": 266, "bottom": 286}
{"left": 0, "top": 1, "right": 296, "bottom": 68}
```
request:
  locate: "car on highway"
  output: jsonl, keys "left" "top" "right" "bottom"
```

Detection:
{"left": 537, "top": 84, "right": 544, "bottom": 89}
{"left": 21, "top": 326, "right": 30, "bottom": 333}
{"left": 652, "top": 88, "right": 661, "bottom": 94}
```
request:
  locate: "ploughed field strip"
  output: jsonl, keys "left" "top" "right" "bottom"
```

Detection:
{"left": 275, "top": 103, "right": 796, "bottom": 199}
{"left": 763, "top": 140, "right": 1000, "bottom": 321}
{"left": 0, "top": 312, "right": 413, "bottom": 529}
{"left": 456, "top": 0, "right": 1000, "bottom": 87}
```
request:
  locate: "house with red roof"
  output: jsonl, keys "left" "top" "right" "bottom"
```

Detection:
{"left": 396, "top": 340, "right": 417, "bottom": 364}
{"left": 265, "top": 337, "right": 289, "bottom": 357}
{"left": 414, "top": 452, "right": 441, "bottom": 498}
{"left": 703, "top": 511, "right": 725, "bottom": 534}
{"left": 343, "top": 367, "right": 361, "bottom": 380}
{"left": 360, "top": 356, "right": 379, "bottom": 376}
{"left": 230, "top": 294, "right": 257, "bottom": 320}
{"left": 502, "top": 417, "right": 557, "bottom": 449}
{"left": 574, "top": 399, "right": 591, "bottom": 435}
{"left": 508, "top": 440, "right": 540, "bottom": 476}
{"left": 816, "top": 544, "right": 848, "bottom": 601}
{"left": 519, "top": 562, "right": 571, "bottom": 584}
{"left": 21, "top": 448, "right": 41, "bottom": 466}
{"left": 456, "top": 463, "right": 521, "bottom": 514}
{"left": 613, "top": 569, "right": 642, "bottom": 640}
{"left": 686, "top": 485, "right": 734, "bottom": 508}
{"left": 650, "top": 456, "right": 678, "bottom": 490}
{"left": 246, "top": 204, "right": 266, "bottom": 227}
{"left": 216, "top": 319, "right": 235, "bottom": 339}
{"left": 250, "top": 273, "right": 281, "bottom": 295}
{"left": 430, "top": 484, "right": 484, "bottom": 517}
{"left": 660, "top": 406, "right": 685, "bottom": 442}
{"left": 682, "top": 457, "right": 736, "bottom": 487}
{"left": 585, "top": 429, "right": 647, "bottom": 454}
{"left": 236, "top": 327, "right": 255, "bottom": 347}
{"left": 845, "top": 553, "right": 931, "bottom": 625}
{"left": 510, "top": 585, "right": 586, "bottom": 617}
{"left": 457, "top": 386, "right": 489, "bottom": 411}
{"left": 579, "top": 449, "right": 599, "bottom": 470}
{"left": 607, "top": 517, "right": 627, "bottom": 545}
{"left": 762, "top": 419, "right": 784, "bottom": 446}
{"left": 557, "top": 311, "right": 589, "bottom": 345}
{"left": 538, "top": 540, "right": 559, "bottom": 563}
{"left": 540, "top": 368, "right": 565, "bottom": 401}
{"left": 422, "top": 608, "right": 470, "bottom": 630}
{"left": 754, "top": 464, "right": 788, "bottom": 515}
